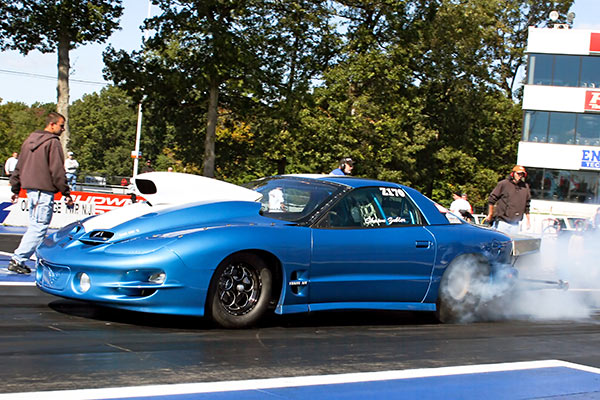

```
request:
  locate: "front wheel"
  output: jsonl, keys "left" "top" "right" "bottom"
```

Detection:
{"left": 207, "top": 253, "right": 272, "bottom": 328}
{"left": 436, "top": 255, "right": 490, "bottom": 323}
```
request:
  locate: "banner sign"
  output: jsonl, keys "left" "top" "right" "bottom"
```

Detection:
{"left": 584, "top": 91, "right": 600, "bottom": 112}
{"left": 590, "top": 32, "right": 600, "bottom": 54}
{"left": 0, "top": 189, "right": 142, "bottom": 229}
{"left": 581, "top": 149, "right": 600, "bottom": 169}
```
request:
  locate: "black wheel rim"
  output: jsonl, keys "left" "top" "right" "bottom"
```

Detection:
{"left": 217, "top": 262, "right": 261, "bottom": 316}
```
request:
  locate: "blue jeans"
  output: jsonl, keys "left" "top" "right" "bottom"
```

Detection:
{"left": 66, "top": 173, "right": 77, "bottom": 191}
{"left": 494, "top": 219, "right": 520, "bottom": 235}
{"left": 12, "top": 190, "right": 54, "bottom": 264}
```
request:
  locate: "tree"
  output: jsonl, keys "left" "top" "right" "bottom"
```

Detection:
{"left": 69, "top": 86, "right": 138, "bottom": 180}
{"left": 104, "top": 0, "right": 337, "bottom": 178}
{"left": 403, "top": 0, "right": 574, "bottom": 206}
{"left": 0, "top": 101, "right": 55, "bottom": 167}
{"left": 0, "top": 0, "right": 124, "bottom": 155}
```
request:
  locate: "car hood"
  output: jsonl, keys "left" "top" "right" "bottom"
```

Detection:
{"left": 72, "top": 200, "right": 265, "bottom": 245}
{"left": 82, "top": 172, "right": 262, "bottom": 233}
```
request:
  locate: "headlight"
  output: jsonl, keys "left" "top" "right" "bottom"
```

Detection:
{"left": 77, "top": 272, "right": 91, "bottom": 293}
{"left": 148, "top": 272, "right": 166, "bottom": 284}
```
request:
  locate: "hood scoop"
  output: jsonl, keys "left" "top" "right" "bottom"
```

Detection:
{"left": 80, "top": 230, "right": 114, "bottom": 245}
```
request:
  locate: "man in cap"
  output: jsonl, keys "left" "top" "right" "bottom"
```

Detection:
{"left": 484, "top": 165, "right": 531, "bottom": 234}
{"left": 330, "top": 157, "right": 354, "bottom": 176}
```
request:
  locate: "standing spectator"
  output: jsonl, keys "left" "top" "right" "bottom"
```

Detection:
{"left": 484, "top": 165, "right": 531, "bottom": 235}
{"left": 450, "top": 192, "right": 473, "bottom": 221}
{"left": 330, "top": 157, "right": 354, "bottom": 175}
{"left": 64, "top": 151, "right": 79, "bottom": 191}
{"left": 4, "top": 152, "right": 18, "bottom": 177}
{"left": 142, "top": 159, "right": 154, "bottom": 173}
{"left": 593, "top": 207, "right": 600, "bottom": 230}
{"left": 461, "top": 193, "right": 473, "bottom": 214}
{"left": 167, "top": 167, "right": 174, "bottom": 172}
{"left": 8, "top": 112, "right": 73, "bottom": 274}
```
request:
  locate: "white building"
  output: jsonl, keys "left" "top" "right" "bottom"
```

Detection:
{"left": 518, "top": 26, "right": 600, "bottom": 224}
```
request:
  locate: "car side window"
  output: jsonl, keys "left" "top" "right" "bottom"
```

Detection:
{"left": 323, "top": 186, "right": 423, "bottom": 228}
{"left": 379, "top": 188, "right": 423, "bottom": 226}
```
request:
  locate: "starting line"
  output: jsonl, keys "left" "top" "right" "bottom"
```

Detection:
{"left": 0, "top": 360, "right": 599, "bottom": 399}
{"left": 0, "top": 252, "right": 35, "bottom": 286}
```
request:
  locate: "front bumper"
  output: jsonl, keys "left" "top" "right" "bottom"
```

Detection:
{"left": 35, "top": 248, "right": 212, "bottom": 316}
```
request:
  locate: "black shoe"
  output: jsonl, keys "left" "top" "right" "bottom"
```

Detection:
{"left": 8, "top": 259, "right": 31, "bottom": 274}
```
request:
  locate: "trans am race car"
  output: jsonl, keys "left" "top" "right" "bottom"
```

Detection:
{"left": 35, "top": 172, "right": 538, "bottom": 328}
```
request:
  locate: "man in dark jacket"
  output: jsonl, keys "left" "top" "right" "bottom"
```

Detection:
{"left": 484, "top": 165, "right": 531, "bottom": 235}
{"left": 8, "top": 112, "right": 74, "bottom": 274}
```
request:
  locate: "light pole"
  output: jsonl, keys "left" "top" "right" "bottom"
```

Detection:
{"left": 132, "top": 0, "right": 152, "bottom": 177}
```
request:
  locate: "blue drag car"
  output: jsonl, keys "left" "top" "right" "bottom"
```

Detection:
{"left": 36, "top": 172, "right": 532, "bottom": 328}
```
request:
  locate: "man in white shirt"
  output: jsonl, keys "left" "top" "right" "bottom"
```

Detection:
{"left": 450, "top": 192, "right": 473, "bottom": 220}
{"left": 268, "top": 187, "right": 286, "bottom": 212}
{"left": 4, "top": 152, "right": 18, "bottom": 177}
{"left": 64, "top": 151, "right": 79, "bottom": 191}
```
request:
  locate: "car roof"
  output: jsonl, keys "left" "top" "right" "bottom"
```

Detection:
{"left": 283, "top": 174, "right": 405, "bottom": 189}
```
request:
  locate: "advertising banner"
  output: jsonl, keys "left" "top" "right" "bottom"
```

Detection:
{"left": 584, "top": 90, "right": 600, "bottom": 112}
{"left": 0, "top": 183, "right": 140, "bottom": 229}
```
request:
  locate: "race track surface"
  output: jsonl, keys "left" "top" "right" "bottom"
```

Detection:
{"left": 1, "top": 231, "right": 600, "bottom": 399}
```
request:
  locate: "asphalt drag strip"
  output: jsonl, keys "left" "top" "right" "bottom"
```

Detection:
{"left": 1, "top": 360, "right": 599, "bottom": 400}
{"left": 2, "top": 227, "right": 600, "bottom": 399}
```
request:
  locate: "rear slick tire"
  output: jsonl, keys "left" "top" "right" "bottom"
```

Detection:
{"left": 436, "top": 255, "right": 490, "bottom": 324}
{"left": 207, "top": 253, "right": 272, "bottom": 329}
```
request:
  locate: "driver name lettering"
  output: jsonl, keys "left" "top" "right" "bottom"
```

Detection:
{"left": 364, "top": 216, "right": 408, "bottom": 226}
{"left": 379, "top": 187, "right": 405, "bottom": 197}
{"left": 387, "top": 216, "right": 407, "bottom": 224}
{"left": 364, "top": 216, "right": 386, "bottom": 226}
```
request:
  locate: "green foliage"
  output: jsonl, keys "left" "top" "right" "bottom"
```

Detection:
{"left": 0, "top": 101, "right": 55, "bottom": 163}
{"left": 0, "top": 0, "right": 125, "bottom": 155}
{"left": 104, "top": 0, "right": 339, "bottom": 178}
{"left": 2, "top": 0, "right": 578, "bottom": 211}
{"left": 0, "top": 1, "right": 124, "bottom": 53}
{"left": 69, "top": 86, "right": 138, "bottom": 179}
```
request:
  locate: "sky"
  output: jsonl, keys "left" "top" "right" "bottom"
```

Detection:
{"left": 0, "top": 0, "right": 599, "bottom": 106}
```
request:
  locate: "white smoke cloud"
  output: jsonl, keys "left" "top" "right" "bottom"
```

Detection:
{"left": 474, "top": 231, "right": 600, "bottom": 322}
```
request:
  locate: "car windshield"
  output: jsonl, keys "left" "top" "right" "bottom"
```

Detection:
{"left": 244, "top": 177, "right": 343, "bottom": 222}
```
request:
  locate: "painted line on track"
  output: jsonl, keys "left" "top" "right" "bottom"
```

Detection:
{"left": 0, "top": 251, "right": 35, "bottom": 285}
{"left": 0, "top": 360, "right": 599, "bottom": 400}
{"left": 0, "top": 281, "right": 35, "bottom": 286}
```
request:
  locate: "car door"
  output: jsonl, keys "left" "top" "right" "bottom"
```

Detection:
{"left": 309, "top": 186, "right": 436, "bottom": 306}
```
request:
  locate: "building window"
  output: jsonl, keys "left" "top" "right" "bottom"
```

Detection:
{"left": 523, "top": 111, "right": 600, "bottom": 145}
{"left": 527, "top": 167, "right": 600, "bottom": 204}
{"left": 581, "top": 57, "right": 600, "bottom": 88}
{"left": 527, "top": 54, "right": 553, "bottom": 85}
{"left": 523, "top": 111, "right": 549, "bottom": 142}
{"left": 548, "top": 112, "right": 576, "bottom": 144}
{"left": 553, "top": 55, "right": 580, "bottom": 87}
{"left": 576, "top": 114, "right": 600, "bottom": 146}
{"left": 527, "top": 54, "right": 600, "bottom": 88}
